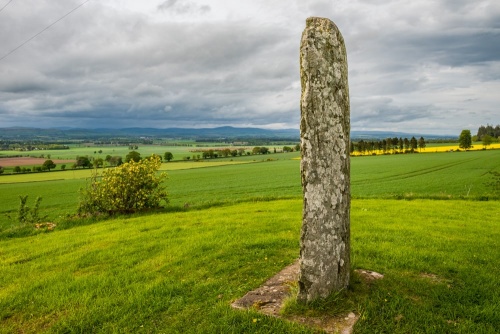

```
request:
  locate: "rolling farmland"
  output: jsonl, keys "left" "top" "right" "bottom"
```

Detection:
{"left": 0, "top": 145, "right": 499, "bottom": 333}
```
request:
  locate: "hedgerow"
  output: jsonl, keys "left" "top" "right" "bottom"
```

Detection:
{"left": 78, "top": 155, "right": 168, "bottom": 215}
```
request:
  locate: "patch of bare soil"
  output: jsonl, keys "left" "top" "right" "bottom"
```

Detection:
{"left": 231, "top": 260, "right": 383, "bottom": 333}
{"left": 0, "top": 157, "right": 74, "bottom": 167}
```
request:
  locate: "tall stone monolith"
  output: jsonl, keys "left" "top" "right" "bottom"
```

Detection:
{"left": 298, "top": 17, "right": 351, "bottom": 303}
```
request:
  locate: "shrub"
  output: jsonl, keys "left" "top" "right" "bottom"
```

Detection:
{"left": 7, "top": 195, "right": 47, "bottom": 226}
{"left": 78, "top": 155, "right": 168, "bottom": 215}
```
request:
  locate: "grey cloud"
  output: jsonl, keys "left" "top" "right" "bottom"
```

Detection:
{"left": 157, "top": 0, "right": 211, "bottom": 15}
{"left": 0, "top": 0, "right": 498, "bottom": 134}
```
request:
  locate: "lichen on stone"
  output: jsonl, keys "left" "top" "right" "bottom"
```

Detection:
{"left": 298, "top": 17, "right": 351, "bottom": 303}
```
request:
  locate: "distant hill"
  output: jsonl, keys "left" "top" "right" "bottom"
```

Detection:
{"left": 0, "top": 126, "right": 299, "bottom": 141}
{"left": 0, "top": 126, "right": 455, "bottom": 141}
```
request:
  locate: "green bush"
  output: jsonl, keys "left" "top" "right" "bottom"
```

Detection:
{"left": 78, "top": 155, "right": 168, "bottom": 215}
{"left": 7, "top": 195, "right": 47, "bottom": 226}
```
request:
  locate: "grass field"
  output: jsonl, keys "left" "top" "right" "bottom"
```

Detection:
{"left": 0, "top": 148, "right": 499, "bottom": 333}
{"left": 1, "top": 199, "right": 498, "bottom": 333}
{"left": 0, "top": 143, "right": 292, "bottom": 164}
{"left": 1, "top": 149, "right": 498, "bottom": 229}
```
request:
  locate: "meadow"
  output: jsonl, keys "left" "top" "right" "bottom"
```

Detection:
{"left": 0, "top": 148, "right": 499, "bottom": 333}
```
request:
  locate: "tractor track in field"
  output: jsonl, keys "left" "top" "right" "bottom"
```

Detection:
{"left": 352, "top": 156, "right": 480, "bottom": 186}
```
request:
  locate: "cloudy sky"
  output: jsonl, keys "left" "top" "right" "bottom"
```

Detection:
{"left": 0, "top": 0, "right": 499, "bottom": 135}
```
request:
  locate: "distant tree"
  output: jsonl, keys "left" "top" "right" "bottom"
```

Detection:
{"left": 476, "top": 124, "right": 500, "bottom": 140}
{"left": 164, "top": 152, "right": 174, "bottom": 162}
{"left": 42, "top": 159, "right": 56, "bottom": 171}
{"left": 410, "top": 136, "right": 418, "bottom": 152}
{"left": 482, "top": 134, "right": 493, "bottom": 148}
{"left": 14, "top": 166, "right": 21, "bottom": 173}
{"left": 380, "top": 140, "right": 387, "bottom": 153}
{"left": 418, "top": 137, "right": 426, "bottom": 152}
{"left": 207, "top": 149, "right": 215, "bottom": 158}
{"left": 238, "top": 148, "right": 246, "bottom": 156}
{"left": 295, "top": 144, "right": 300, "bottom": 152}
{"left": 221, "top": 148, "right": 231, "bottom": 157}
{"left": 356, "top": 140, "right": 365, "bottom": 155}
{"left": 252, "top": 147, "right": 261, "bottom": 155}
{"left": 61, "top": 164, "right": 66, "bottom": 170}
{"left": 76, "top": 156, "right": 92, "bottom": 168}
{"left": 105, "top": 155, "right": 112, "bottom": 163}
{"left": 93, "top": 158, "right": 104, "bottom": 168}
{"left": 259, "top": 147, "right": 269, "bottom": 155}
{"left": 404, "top": 138, "right": 410, "bottom": 151}
{"left": 459, "top": 130, "right": 472, "bottom": 150}
{"left": 125, "top": 151, "right": 141, "bottom": 163}
{"left": 398, "top": 137, "right": 404, "bottom": 152}
{"left": 109, "top": 156, "right": 123, "bottom": 167}
{"left": 0, "top": 166, "right": 4, "bottom": 174}
{"left": 283, "top": 146, "right": 293, "bottom": 153}
{"left": 477, "top": 125, "right": 486, "bottom": 140}
{"left": 230, "top": 150, "right": 238, "bottom": 157}
{"left": 392, "top": 137, "right": 399, "bottom": 153}
{"left": 384, "top": 138, "right": 391, "bottom": 153}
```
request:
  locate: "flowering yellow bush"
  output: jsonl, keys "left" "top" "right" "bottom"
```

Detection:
{"left": 78, "top": 155, "right": 168, "bottom": 215}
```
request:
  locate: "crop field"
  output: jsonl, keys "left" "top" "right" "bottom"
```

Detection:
{"left": 350, "top": 142, "right": 500, "bottom": 156}
{"left": 0, "top": 144, "right": 196, "bottom": 161}
{"left": 0, "top": 148, "right": 499, "bottom": 333}
{"left": 0, "top": 143, "right": 291, "bottom": 163}
{"left": 425, "top": 142, "right": 500, "bottom": 152}
{"left": 351, "top": 149, "right": 500, "bottom": 199}
{"left": 1, "top": 149, "right": 498, "bottom": 228}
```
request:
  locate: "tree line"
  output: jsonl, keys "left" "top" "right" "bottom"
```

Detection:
{"left": 176, "top": 145, "right": 301, "bottom": 161}
{"left": 476, "top": 124, "right": 500, "bottom": 141}
{"left": 350, "top": 137, "right": 426, "bottom": 155}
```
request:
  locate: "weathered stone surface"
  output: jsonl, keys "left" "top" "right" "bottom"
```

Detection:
{"left": 298, "top": 17, "right": 351, "bottom": 303}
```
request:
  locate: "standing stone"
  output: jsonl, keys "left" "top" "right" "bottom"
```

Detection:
{"left": 298, "top": 17, "right": 351, "bottom": 303}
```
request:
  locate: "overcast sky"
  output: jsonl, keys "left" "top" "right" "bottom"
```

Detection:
{"left": 0, "top": 0, "right": 499, "bottom": 135}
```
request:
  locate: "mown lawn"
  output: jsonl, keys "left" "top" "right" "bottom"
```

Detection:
{"left": 1, "top": 199, "right": 499, "bottom": 333}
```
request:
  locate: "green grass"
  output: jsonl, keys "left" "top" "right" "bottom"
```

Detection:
{"left": 1, "top": 150, "right": 499, "bottom": 231}
{"left": 1, "top": 199, "right": 499, "bottom": 333}
{"left": 1, "top": 148, "right": 499, "bottom": 333}
{"left": 0, "top": 144, "right": 296, "bottom": 163}
{"left": 0, "top": 144, "right": 193, "bottom": 161}
{"left": 1, "top": 200, "right": 306, "bottom": 333}
{"left": 351, "top": 149, "right": 500, "bottom": 199}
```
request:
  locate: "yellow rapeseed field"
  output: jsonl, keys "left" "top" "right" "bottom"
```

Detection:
{"left": 350, "top": 143, "right": 500, "bottom": 156}
{"left": 422, "top": 143, "right": 500, "bottom": 153}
